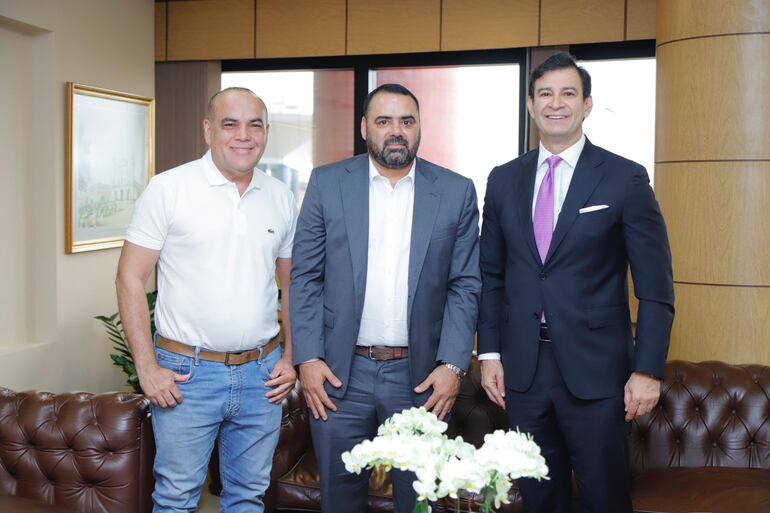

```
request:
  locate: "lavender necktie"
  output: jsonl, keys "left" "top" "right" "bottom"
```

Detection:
{"left": 533, "top": 155, "right": 562, "bottom": 264}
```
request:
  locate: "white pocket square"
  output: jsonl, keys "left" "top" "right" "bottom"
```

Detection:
{"left": 579, "top": 205, "right": 609, "bottom": 214}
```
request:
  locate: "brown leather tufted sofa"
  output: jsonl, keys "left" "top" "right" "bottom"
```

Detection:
{"left": 0, "top": 389, "right": 153, "bottom": 513}
{"left": 263, "top": 358, "right": 770, "bottom": 513}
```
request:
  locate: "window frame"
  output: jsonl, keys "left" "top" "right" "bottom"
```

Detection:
{"left": 223, "top": 47, "right": 528, "bottom": 156}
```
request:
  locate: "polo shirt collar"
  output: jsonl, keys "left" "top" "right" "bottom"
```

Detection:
{"left": 202, "top": 150, "right": 262, "bottom": 191}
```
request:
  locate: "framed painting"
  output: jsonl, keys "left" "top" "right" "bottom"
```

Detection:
{"left": 66, "top": 82, "right": 155, "bottom": 253}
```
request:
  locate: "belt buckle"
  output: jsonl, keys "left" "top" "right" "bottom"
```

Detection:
{"left": 368, "top": 346, "right": 376, "bottom": 360}
{"left": 224, "top": 351, "right": 246, "bottom": 366}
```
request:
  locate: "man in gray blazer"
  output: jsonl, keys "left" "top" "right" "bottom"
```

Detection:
{"left": 290, "top": 84, "right": 481, "bottom": 513}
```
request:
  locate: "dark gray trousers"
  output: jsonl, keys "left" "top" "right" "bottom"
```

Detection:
{"left": 310, "top": 354, "right": 424, "bottom": 513}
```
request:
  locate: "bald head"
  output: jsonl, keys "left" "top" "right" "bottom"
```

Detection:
{"left": 207, "top": 87, "right": 268, "bottom": 123}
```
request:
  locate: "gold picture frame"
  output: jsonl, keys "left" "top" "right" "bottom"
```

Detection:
{"left": 66, "top": 82, "right": 155, "bottom": 253}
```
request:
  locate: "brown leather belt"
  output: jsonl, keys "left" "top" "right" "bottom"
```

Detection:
{"left": 354, "top": 345, "right": 409, "bottom": 361}
{"left": 156, "top": 335, "right": 280, "bottom": 366}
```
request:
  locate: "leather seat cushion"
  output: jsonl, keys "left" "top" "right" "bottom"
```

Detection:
{"left": 275, "top": 451, "right": 393, "bottom": 513}
{"left": 632, "top": 467, "right": 770, "bottom": 513}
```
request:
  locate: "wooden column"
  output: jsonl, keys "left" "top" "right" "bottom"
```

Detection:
{"left": 155, "top": 61, "right": 221, "bottom": 173}
{"left": 655, "top": 0, "right": 770, "bottom": 363}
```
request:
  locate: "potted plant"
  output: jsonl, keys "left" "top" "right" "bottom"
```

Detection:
{"left": 95, "top": 291, "right": 157, "bottom": 394}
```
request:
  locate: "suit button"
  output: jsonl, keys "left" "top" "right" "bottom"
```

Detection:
{"left": 539, "top": 272, "right": 547, "bottom": 280}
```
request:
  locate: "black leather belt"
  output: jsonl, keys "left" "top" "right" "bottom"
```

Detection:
{"left": 539, "top": 323, "right": 551, "bottom": 342}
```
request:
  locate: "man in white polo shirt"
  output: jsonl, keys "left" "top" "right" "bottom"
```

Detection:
{"left": 116, "top": 87, "right": 297, "bottom": 513}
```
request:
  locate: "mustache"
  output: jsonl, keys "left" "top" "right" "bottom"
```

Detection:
{"left": 384, "top": 136, "right": 408, "bottom": 146}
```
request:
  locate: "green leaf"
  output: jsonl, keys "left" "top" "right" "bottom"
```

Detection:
{"left": 96, "top": 291, "right": 155, "bottom": 395}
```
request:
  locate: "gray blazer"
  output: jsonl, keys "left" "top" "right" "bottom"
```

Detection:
{"left": 290, "top": 154, "right": 481, "bottom": 399}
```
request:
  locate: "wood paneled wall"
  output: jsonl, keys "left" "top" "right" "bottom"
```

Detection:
{"left": 655, "top": 0, "right": 770, "bottom": 365}
{"left": 155, "top": 61, "right": 221, "bottom": 173}
{"left": 154, "top": 0, "right": 656, "bottom": 61}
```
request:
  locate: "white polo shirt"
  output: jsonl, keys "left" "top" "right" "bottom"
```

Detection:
{"left": 125, "top": 151, "right": 296, "bottom": 352}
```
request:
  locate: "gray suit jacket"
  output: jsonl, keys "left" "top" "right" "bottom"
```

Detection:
{"left": 290, "top": 154, "right": 481, "bottom": 399}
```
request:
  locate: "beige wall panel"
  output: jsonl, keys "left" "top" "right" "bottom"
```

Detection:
{"left": 257, "top": 0, "right": 345, "bottom": 58}
{"left": 668, "top": 283, "right": 770, "bottom": 365}
{"left": 658, "top": 0, "right": 770, "bottom": 45}
{"left": 441, "top": 0, "right": 538, "bottom": 51}
{"left": 155, "top": 2, "right": 166, "bottom": 61}
{"left": 168, "top": 0, "right": 254, "bottom": 61}
{"left": 656, "top": 35, "right": 770, "bottom": 162}
{"left": 655, "top": 162, "right": 770, "bottom": 286}
{"left": 347, "top": 0, "right": 440, "bottom": 55}
{"left": 540, "top": 0, "right": 624, "bottom": 45}
{"left": 626, "top": 0, "right": 656, "bottom": 40}
{"left": 0, "top": 0, "right": 155, "bottom": 393}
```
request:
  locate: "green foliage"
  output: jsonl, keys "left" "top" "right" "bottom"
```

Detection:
{"left": 95, "top": 291, "right": 157, "bottom": 394}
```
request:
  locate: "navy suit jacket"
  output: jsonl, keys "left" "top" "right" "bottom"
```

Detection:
{"left": 290, "top": 154, "right": 481, "bottom": 399}
{"left": 478, "top": 139, "right": 674, "bottom": 400}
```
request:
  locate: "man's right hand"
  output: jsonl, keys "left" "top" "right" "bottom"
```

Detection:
{"left": 480, "top": 359, "right": 506, "bottom": 409}
{"left": 299, "top": 360, "right": 342, "bottom": 421}
{"left": 138, "top": 364, "right": 189, "bottom": 408}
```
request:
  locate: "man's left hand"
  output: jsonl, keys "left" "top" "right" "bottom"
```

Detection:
{"left": 414, "top": 365, "right": 461, "bottom": 421}
{"left": 624, "top": 372, "right": 661, "bottom": 422}
{"left": 265, "top": 355, "right": 298, "bottom": 404}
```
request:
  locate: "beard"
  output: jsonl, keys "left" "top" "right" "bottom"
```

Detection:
{"left": 367, "top": 134, "right": 420, "bottom": 169}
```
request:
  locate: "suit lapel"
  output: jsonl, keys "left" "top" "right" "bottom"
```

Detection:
{"left": 340, "top": 156, "right": 370, "bottom": 316}
{"left": 544, "top": 140, "right": 606, "bottom": 265}
{"left": 516, "top": 151, "right": 542, "bottom": 266}
{"left": 408, "top": 159, "right": 440, "bottom": 317}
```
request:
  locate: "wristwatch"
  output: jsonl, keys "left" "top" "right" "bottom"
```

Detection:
{"left": 442, "top": 361, "right": 466, "bottom": 378}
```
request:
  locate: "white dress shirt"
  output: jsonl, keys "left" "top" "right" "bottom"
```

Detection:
{"left": 356, "top": 158, "right": 416, "bottom": 347}
{"left": 478, "top": 135, "right": 586, "bottom": 361}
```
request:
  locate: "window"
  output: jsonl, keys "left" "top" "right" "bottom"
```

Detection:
{"left": 372, "top": 64, "right": 520, "bottom": 211}
{"left": 222, "top": 69, "right": 355, "bottom": 205}
{"left": 572, "top": 42, "right": 656, "bottom": 184}
{"left": 222, "top": 48, "right": 526, "bottom": 207}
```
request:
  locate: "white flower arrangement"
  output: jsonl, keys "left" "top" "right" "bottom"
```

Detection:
{"left": 341, "top": 406, "right": 549, "bottom": 513}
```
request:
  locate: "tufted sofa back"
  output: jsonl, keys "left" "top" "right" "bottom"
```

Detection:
{"left": 631, "top": 360, "right": 770, "bottom": 472}
{"left": 450, "top": 359, "right": 770, "bottom": 472}
{"left": 0, "top": 389, "right": 153, "bottom": 513}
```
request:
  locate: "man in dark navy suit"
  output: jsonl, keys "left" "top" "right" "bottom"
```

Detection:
{"left": 477, "top": 53, "right": 674, "bottom": 513}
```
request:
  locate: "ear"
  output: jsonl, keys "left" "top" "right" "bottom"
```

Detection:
{"left": 583, "top": 96, "right": 593, "bottom": 120}
{"left": 360, "top": 116, "right": 367, "bottom": 141}
{"left": 203, "top": 119, "right": 212, "bottom": 146}
{"left": 526, "top": 97, "right": 535, "bottom": 119}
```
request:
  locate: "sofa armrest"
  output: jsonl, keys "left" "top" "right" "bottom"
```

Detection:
{"left": 270, "top": 380, "right": 311, "bottom": 480}
{"left": 0, "top": 388, "right": 152, "bottom": 513}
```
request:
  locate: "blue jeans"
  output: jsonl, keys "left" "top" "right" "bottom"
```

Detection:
{"left": 150, "top": 344, "right": 283, "bottom": 513}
